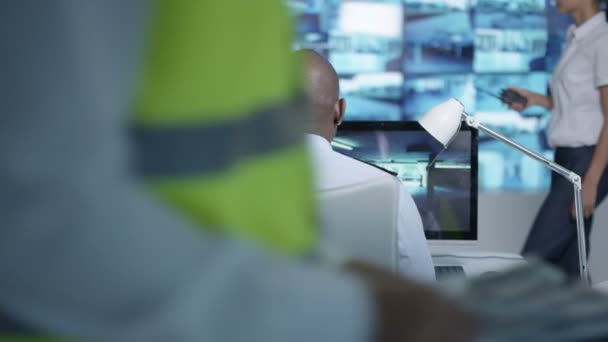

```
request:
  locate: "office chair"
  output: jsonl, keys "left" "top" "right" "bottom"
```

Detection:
{"left": 316, "top": 176, "right": 400, "bottom": 272}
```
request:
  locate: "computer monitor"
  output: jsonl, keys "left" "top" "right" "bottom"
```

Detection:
{"left": 334, "top": 121, "right": 478, "bottom": 240}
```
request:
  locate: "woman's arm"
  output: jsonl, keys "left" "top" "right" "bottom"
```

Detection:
{"left": 506, "top": 87, "right": 553, "bottom": 112}
{"left": 577, "top": 86, "right": 608, "bottom": 217}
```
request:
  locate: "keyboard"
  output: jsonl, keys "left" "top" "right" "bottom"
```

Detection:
{"left": 434, "top": 265, "right": 466, "bottom": 281}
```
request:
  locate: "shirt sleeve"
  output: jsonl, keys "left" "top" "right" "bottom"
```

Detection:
{"left": 397, "top": 185, "right": 437, "bottom": 284}
{"left": 0, "top": 2, "right": 374, "bottom": 342}
{"left": 594, "top": 36, "right": 608, "bottom": 87}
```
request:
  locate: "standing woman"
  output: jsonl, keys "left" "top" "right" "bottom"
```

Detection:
{"left": 508, "top": 0, "right": 608, "bottom": 279}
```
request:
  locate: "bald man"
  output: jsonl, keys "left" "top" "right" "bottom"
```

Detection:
{"left": 299, "top": 49, "right": 436, "bottom": 284}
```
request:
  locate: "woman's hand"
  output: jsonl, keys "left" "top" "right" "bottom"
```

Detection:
{"left": 504, "top": 87, "right": 535, "bottom": 111}
{"left": 571, "top": 179, "right": 598, "bottom": 219}
{"left": 503, "top": 87, "right": 552, "bottom": 111}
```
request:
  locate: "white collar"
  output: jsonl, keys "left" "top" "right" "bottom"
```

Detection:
{"left": 568, "top": 12, "right": 605, "bottom": 40}
{"left": 305, "top": 133, "right": 333, "bottom": 151}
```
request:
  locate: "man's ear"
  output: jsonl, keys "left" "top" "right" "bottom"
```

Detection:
{"left": 334, "top": 98, "right": 346, "bottom": 126}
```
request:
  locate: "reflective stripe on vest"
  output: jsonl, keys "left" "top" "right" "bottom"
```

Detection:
{"left": 132, "top": 98, "right": 305, "bottom": 178}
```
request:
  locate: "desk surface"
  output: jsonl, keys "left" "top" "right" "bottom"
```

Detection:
{"left": 432, "top": 252, "right": 525, "bottom": 278}
{"left": 594, "top": 281, "right": 608, "bottom": 293}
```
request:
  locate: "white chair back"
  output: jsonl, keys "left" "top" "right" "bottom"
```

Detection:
{"left": 316, "top": 176, "right": 400, "bottom": 271}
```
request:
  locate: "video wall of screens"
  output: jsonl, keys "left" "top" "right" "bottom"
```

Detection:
{"left": 287, "top": 0, "right": 575, "bottom": 191}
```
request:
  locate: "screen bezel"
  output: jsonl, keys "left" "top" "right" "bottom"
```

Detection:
{"left": 336, "top": 121, "right": 478, "bottom": 241}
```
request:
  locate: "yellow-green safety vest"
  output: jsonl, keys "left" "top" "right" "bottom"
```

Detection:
{"left": 132, "top": 0, "right": 318, "bottom": 257}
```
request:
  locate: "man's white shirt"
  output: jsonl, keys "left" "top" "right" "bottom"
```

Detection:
{"left": 306, "top": 134, "right": 436, "bottom": 283}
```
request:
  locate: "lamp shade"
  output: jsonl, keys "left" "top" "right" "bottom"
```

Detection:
{"left": 418, "top": 98, "right": 464, "bottom": 147}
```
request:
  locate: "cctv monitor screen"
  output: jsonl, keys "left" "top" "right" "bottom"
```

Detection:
{"left": 335, "top": 121, "right": 478, "bottom": 240}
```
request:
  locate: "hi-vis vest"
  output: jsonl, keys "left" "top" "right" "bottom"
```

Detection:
{"left": 132, "top": 0, "right": 318, "bottom": 256}
{"left": 0, "top": 1, "right": 316, "bottom": 340}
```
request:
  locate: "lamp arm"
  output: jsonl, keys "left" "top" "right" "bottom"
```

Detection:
{"left": 462, "top": 112, "right": 589, "bottom": 284}
{"left": 462, "top": 113, "right": 581, "bottom": 188}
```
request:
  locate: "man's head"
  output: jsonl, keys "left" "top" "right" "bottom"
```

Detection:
{"left": 296, "top": 49, "right": 346, "bottom": 142}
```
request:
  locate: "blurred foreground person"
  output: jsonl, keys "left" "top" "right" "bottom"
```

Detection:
{"left": 0, "top": 1, "right": 475, "bottom": 341}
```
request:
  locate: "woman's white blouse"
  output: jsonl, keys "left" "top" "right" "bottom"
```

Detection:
{"left": 548, "top": 12, "right": 608, "bottom": 147}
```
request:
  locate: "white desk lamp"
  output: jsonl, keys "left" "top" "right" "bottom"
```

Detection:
{"left": 419, "top": 98, "right": 589, "bottom": 284}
